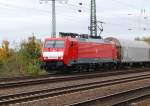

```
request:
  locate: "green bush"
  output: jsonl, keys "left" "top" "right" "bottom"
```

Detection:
{"left": 19, "top": 36, "right": 42, "bottom": 76}
{"left": 27, "top": 63, "right": 40, "bottom": 76}
{"left": 0, "top": 53, "right": 27, "bottom": 76}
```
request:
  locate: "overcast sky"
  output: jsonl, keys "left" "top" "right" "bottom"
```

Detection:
{"left": 0, "top": 0, "right": 150, "bottom": 46}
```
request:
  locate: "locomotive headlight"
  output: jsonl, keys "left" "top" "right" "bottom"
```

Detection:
{"left": 44, "top": 57, "right": 48, "bottom": 59}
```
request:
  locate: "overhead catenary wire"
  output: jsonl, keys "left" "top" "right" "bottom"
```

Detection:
{"left": 0, "top": 2, "right": 86, "bottom": 15}
{"left": 111, "top": 0, "right": 150, "bottom": 31}
{"left": 111, "top": 0, "right": 141, "bottom": 11}
{"left": 0, "top": 0, "right": 150, "bottom": 34}
{"left": 0, "top": 1, "right": 142, "bottom": 22}
{"left": 105, "top": 21, "right": 150, "bottom": 30}
{"left": 0, "top": 2, "right": 86, "bottom": 21}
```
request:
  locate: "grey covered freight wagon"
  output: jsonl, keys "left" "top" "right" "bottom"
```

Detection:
{"left": 105, "top": 37, "right": 150, "bottom": 64}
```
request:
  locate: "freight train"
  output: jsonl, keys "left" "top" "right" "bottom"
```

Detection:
{"left": 40, "top": 34, "right": 150, "bottom": 73}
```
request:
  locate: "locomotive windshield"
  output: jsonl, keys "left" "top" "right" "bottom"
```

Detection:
{"left": 44, "top": 40, "right": 64, "bottom": 48}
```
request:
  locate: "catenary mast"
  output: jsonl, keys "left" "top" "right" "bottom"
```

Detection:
{"left": 40, "top": 0, "right": 56, "bottom": 38}
{"left": 90, "top": 0, "right": 97, "bottom": 37}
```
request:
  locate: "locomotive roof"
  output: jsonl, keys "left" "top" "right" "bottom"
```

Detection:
{"left": 44, "top": 37, "right": 111, "bottom": 44}
{"left": 78, "top": 38, "right": 111, "bottom": 44}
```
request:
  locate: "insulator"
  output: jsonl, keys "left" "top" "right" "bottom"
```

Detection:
{"left": 79, "top": 3, "right": 83, "bottom": 5}
{"left": 78, "top": 10, "right": 82, "bottom": 12}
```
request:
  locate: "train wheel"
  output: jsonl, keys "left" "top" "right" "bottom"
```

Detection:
{"left": 111, "top": 63, "right": 117, "bottom": 71}
{"left": 116, "top": 62, "right": 122, "bottom": 70}
{"left": 45, "top": 66, "right": 51, "bottom": 73}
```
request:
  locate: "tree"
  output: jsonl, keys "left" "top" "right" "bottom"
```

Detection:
{"left": 19, "top": 36, "right": 42, "bottom": 75}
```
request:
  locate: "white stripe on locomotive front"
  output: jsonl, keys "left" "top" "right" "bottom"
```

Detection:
{"left": 43, "top": 52, "right": 64, "bottom": 59}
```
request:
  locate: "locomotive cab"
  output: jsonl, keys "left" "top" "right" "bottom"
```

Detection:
{"left": 43, "top": 39, "right": 64, "bottom": 60}
{"left": 41, "top": 38, "right": 65, "bottom": 70}
{"left": 41, "top": 37, "right": 78, "bottom": 71}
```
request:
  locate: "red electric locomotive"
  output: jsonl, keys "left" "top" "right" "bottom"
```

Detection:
{"left": 41, "top": 35, "right": 118, "bottom": 72}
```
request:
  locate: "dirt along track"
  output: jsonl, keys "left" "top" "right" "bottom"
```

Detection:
{"left": 0, "top": 68, "right": 150, "bottom": 105}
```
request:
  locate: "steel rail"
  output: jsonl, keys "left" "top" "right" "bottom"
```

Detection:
{"left": 70, "top": 85, "right": 150, "bottom": 106}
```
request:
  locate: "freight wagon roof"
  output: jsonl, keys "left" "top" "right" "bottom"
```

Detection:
{"left": 119, "top": 39, "right": 150, "bottom": 48}
{"left": 105, "top": 37, "right": 150, "bottom": 48}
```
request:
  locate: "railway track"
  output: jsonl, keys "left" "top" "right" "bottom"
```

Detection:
{"left": 70, "top": 83, "right": 150, "bottom": 106}
{"left": 0, "top": 68, "right": 150, "bottom": 89}
{"left": 0, "top": 68, "right": 150, "bottom": 105}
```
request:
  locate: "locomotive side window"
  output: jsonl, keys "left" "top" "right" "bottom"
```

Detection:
{"left": 45, "top": 40, "right": 64, "bottom": 48}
